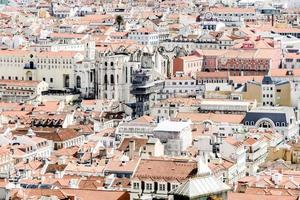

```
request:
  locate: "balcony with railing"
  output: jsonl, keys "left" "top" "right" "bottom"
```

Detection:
{"left": 24, "top": 62, "right": 36, "bottom": 69}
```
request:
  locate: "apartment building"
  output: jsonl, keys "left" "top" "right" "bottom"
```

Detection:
{"left": 153, "top": 120, "right": 192, "bottom": 156}
{"left": 237, "top": 76, "right": 292, "bottom": 107}
{"left": 210, "top": 7, "right": 256, "bottom": 22}
{"left": 116, "top": 116, "right": 157, "bottom": 140}
{"left": 128, "top": 28, "right": 160, "bottom": 46}
{"left": 173, "top": 55, "right": 203, "bottom": 77}
{"left": 159, "top": 74, "right": 199, "bottom": 99}
{"left": 220, "top": 137, "right": 247, "bottom": 181}
{"left": 244, "top": 106, "right": 299, "bottom": 140}
{"left": 130, "top": 158, "right": 197, "bottom": 200}
{"left": 244, "top": 137, "right": 268, "bottom": 175}
{"left": 10, "top": 133, "right": 52, "bottom": 163}
{"left": 0, "top": 80, "right": 49, "bottom": 102}
{"left": 13, "top": 128, "right": 85, "bottom": 150}
{"left": 282, "top": 52, "right": 300, "bottom": 69}
{"left": 195, "top": 46, "right": 281, "bottom": 76}
{"left": 0, "top": 50, "right": 84, "bottom": 90}
{"left": 151, "top": 98, "right": 201, "bottom": 120}
{"left": 0, "top": 147, "right": 13, "bottom": 178}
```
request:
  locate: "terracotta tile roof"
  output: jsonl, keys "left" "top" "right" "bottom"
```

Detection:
{"left": 111, "top": 177, "right": 131, "bottom": 189}
{"left": 37, "top": 51, "right": 83, "bottom": 58}
{"left": 61, "top": 189, "right": 129, "bottom": 200}
{"left": 133, "top": 158, "right": 197, "bottom": 182}
{"left": 178, "top": 55, "right": 202, "bottom": 61}
{"left": 118, "top": 136, "right": 148, "bottom": 152}
{"left": 45, "top": 164, "right": 67, "bottom": 174}
{"left": 228, "top": 192, "right": 298, "bottom": 200}
{"left": 65, "top": 163, "right": 105, "bottom": 175}
{"left": 285, "top": 53, "right": 300, "bottom": 59}
{"left": 15, "top": 160, "right": 43, "bottom": 171}
{"left": 175, "top": 112, "right": 245, "bottom": 124}
{"left": 134, "top": 28, "right": 155, "bottom": 33}
{"left": 13, "top": 128, "right": 83, "bottom": 142}
{"left": 245, "top": 187, "right": 300, "bottom": 196}
{"left": 0, "top": 146, "right": 11, "bottom": 156}
{"left": 0, "top": 49, "right": 29, "bottom": 56}
{"left": 33, "top": 101, "right": 61, "bottom": 112}
{"left": 210, "top": 7, "right": 255, "bottom": 14}
{"left": 78, "top": 179, "right": 105, "bottom": 190}
{"left": 208, "top": 159, "right": 235, "bottom": 174}
{"left": 11, "top": 189, "right": 68, "bottom": 200}
{"left": 53, "top": 146, "right": 79, "bottom": 157}
{"left": 269, "top": 69, "right": 300, "bottom": 77}
{"left": 92, "top": 128, "right": 115, "bottom": 138}
{"left": 271, "top": 27, "right": 300, "bottom": 34}
{"left": 244, "top": 138, "right": 258, "bottom": 146}
{"left": 105, "top": 157, "right": 140, "bottom": 173}
{"left": 130, "top": 115, "right": 155, "bottom": 124}
{"left": 196, "top": 71, "right": 229, "bottom": 79}
{"left": 0, "top": 79, "right": 42, "bottom": 87}
{"left": 230, "top": 76, "right": 263, "bottom": 84}
{"left": 224, "top": 137, "right": 243, "bottom": 148}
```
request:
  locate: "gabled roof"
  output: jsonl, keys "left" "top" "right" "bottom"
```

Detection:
{"left": 117, "top": 136, "right": 148, "bottom": 152}
{"left": 133, "top": 158, "right": 197, "bottom": 182}
{"left": 130, "top": 115, "right": 154, "bottom": 124}
{"left": 173, "top": 176, "right": 231, "bottom": 198}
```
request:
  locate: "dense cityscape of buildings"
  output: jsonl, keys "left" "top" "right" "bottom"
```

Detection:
{"left": 0, "top": 0, "right": 299, "bottom": 199}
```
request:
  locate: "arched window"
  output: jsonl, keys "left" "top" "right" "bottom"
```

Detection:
{"left": 110, "top": 74, "right": 114, "bottom": 84}
{"left": 258, "top": 120, "right": 272, "bottom": 128}
{"left": 64, "top": 75, "right": 69, "bottom": 88}
{"left": 29, "top": 61, "right": 34, "bottom": 69}
{"left": 125, "top": 67, "right": 128, "bottom": 83}
{"left": 26, "top": 71, "right": 33, "bottom": 81}
{"left": 117, "top": 75, "right": 119, "bottom": 84}
{"left": 76, "top": 76, "right": 81, "bottom": 88}
{"left": 104, "top": 74, "right": 108, "bottom": 84}
{"left": 111, "top": 62, "right": 114, "bottom": 66}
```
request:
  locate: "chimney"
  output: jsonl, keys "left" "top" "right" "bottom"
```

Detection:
{"left": 129, "top": 139, "right": 135, "bottom": 160}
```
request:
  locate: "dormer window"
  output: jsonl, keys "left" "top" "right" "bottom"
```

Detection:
{"left": 133, "top": 182, "right": 140, "bottom": 190}
{"left": 159, "top": 183, "right": 166, "bottom": 191}
{"left": 146, "top": 183, "right": 153, "bottom": 190}
{"left": 171, "top": 184, "right": 178, "bottom": 190}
